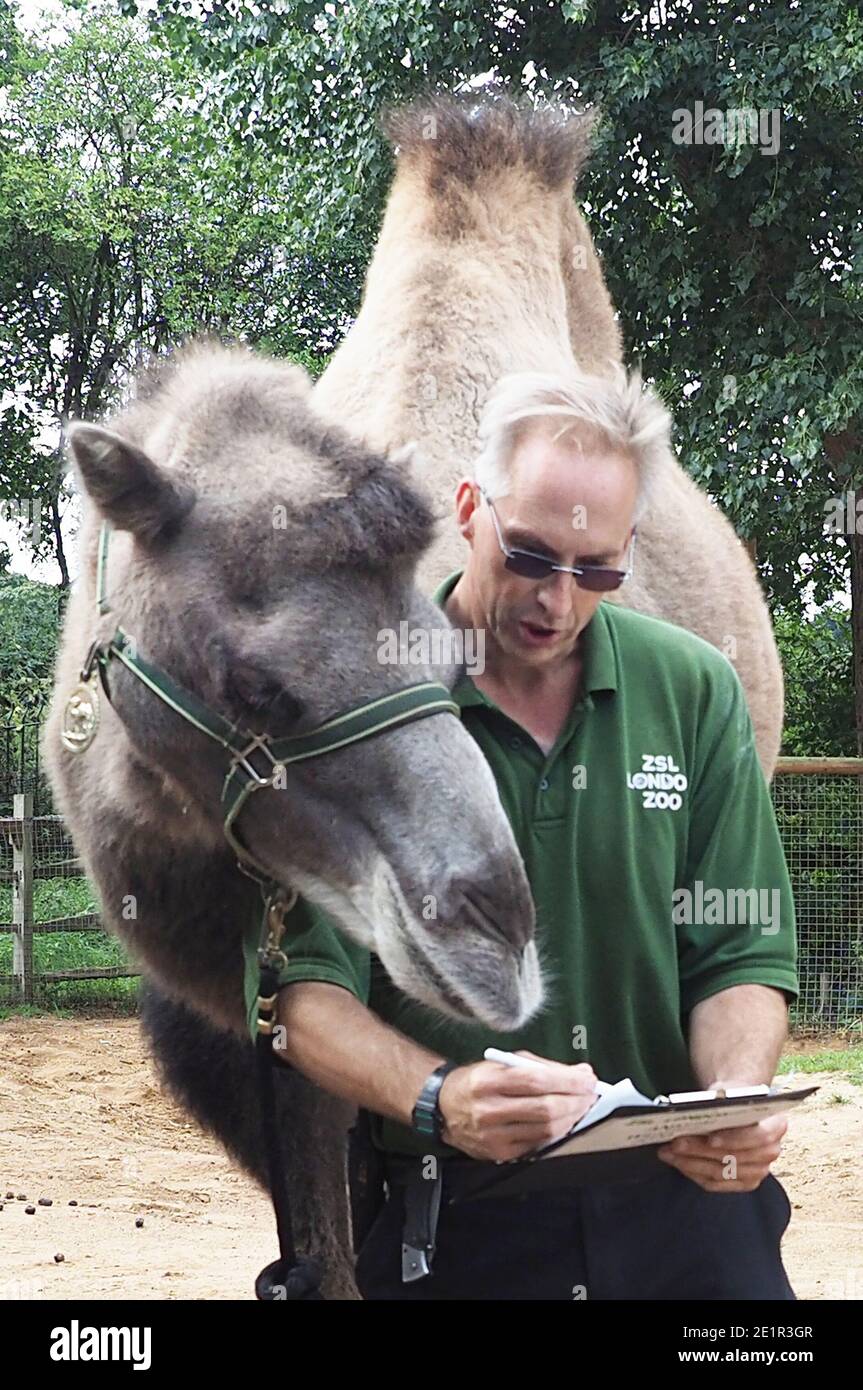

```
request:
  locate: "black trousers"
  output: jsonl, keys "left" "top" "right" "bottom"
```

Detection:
{"left": 354, "top": 1166, "right": 796, "bottom": 1301}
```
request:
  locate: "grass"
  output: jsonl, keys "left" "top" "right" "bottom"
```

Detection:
{"left": 0, "top": 874, "right": 98, "bottom": 923}
{"left": 0, "top": 989, "right": 138, "bottom": 1018}
{"left": 0, "top": 873, "right": 139, "bottom": 1015}
{"left": 777, "top": 1048, "right": 863, "bottom": 1086}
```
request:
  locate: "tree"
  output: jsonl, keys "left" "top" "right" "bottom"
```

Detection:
{"left": 0, "top": 573, "right": 62, "bottom": 716}
{"left": 774, "top": 607, "right": 855, "bottom": 758}
{"left": 0, "top": 0, "right": 328, "bottom": 584}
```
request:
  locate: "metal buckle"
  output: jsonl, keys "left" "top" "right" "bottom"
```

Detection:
{"left": 255, "top": 887, "right": 298, "bottom": 1036}
{"left": 79, "top": 639, "right": 102, "bottom": 682}
{"left": 256, "top": 990, "right": 280, "bottom": 1036}
{"left": 257, "top": 887, "right": 298, "bottom": 970}
{"left": 230, "top": 732, "right": 281, "bottom": 787}
{"left": 262, "top": 888, "right": 297, "bottom": 953}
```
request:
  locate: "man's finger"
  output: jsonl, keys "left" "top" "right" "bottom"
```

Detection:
{"left": 476, "top": 1092, "right": 595, "bottom": 1126}
{"left": 478, "top": 1060, "right": 597, "bottom": 1096}
{"left": 701, "top": 1117, "right": 787, "bottom": 1149}
{"left": 667, "top": 1117, "right": 786, "bottom": 1155}
{"left": 661, "top": 1136, "right": 782, "bottom": 1166}
{"left": 513, "top": 1050, "right": 595, "bottom": 1077}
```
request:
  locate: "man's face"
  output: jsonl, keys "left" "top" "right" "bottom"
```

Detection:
{"left": 458, "top": 421, "right": 639, "bottom": 666}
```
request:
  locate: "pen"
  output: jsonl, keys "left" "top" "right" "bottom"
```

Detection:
{"left": 484, "top": 1048, "right": 611, "bottom": 1105}
{"left": 483, "top": 1047, "right": 549, "bottom": 1071}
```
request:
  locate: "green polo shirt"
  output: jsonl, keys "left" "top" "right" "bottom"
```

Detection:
{"left": 246, "top": 572, "right": 798, "bottom": 1157}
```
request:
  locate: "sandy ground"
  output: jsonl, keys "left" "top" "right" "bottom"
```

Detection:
{"left": 1, "top": 1017, "right": 861, "bottom": 1301}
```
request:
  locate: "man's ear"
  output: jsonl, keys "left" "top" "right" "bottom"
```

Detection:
{"left": 454, "top": 479, "right": 479, "bottom": 542}
{"left": 66, "top": 422, "right": 196, "bottom": 542}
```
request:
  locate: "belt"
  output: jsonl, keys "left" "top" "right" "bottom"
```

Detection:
{"left": 381, "top": 1149, "right": 658, "bottom": 1281}
{"left": 383, "top": 1151, "right": 506, "bottom": 1199}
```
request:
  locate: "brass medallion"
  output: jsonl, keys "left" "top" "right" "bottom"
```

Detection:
{"left": 60, "top": 676, "right": 100, "bottom": 753}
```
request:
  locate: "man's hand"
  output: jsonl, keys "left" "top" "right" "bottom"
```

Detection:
{"left": 658, "top": 1113, "right": 788, "bottom": 1193}
{"left": 438, "top": 1050, "right": 598, "bottom": 1162}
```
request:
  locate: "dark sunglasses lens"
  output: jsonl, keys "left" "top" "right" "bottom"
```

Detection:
{"left": 505, "top": 553, "right": 554, "bottom": 580}
{"left": 576, "top": 569, "right": 625, "bottom": 592}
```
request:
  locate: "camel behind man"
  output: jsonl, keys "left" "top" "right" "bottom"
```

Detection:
{"left": 314, "top": 93, "right": 783, "bottom": 773}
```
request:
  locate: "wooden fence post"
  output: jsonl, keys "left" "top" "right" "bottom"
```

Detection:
{"left": 11, "top": 793, "right": 34, "bottom": 1004}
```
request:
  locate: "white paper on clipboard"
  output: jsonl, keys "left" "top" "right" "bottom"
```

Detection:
{"left": 536, "top": 1080, "right": 817, "bottom": 1159}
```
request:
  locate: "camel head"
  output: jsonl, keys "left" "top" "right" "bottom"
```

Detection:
{"left": 64, "top": 341, "right": 540, "bottom": 1029}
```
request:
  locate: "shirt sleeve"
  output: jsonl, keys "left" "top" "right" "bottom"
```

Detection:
{"left": 243, "top": 893, "right": 372, "bottom": 1043}
{"left": 675, "top": 660, "right": 799, "bottom": 1015}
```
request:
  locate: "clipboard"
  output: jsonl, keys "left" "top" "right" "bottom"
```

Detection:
{"left": 451, "top": 1084, "right": 819, "bottom": 1202}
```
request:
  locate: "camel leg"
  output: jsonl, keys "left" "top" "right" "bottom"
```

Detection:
{"left": 138, "top": 981, "right": 359, "bottom": 1299}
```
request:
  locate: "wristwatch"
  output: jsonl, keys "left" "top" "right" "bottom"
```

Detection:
{"left": 411, "top": 1061, "right": 459, "bottom": 1140}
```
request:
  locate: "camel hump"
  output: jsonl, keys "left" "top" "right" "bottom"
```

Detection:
{"left": 380, "top": 91, "right": 597, "bottom": 191}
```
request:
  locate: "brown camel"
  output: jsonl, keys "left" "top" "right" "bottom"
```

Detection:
{"left": 314, "top": 94, "right": 783, "bottom": 774}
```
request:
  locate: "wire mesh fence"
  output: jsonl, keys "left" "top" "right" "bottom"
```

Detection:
{"left": 1, "top": 764, "right": 862, "bottom": 1030}
{"left": 0, "top": 797, "right": 139, "bottom": 1011}
{"left": 0, "top": 715, "right": 51, "bottom": 816}
{"left": 772, "top": 760, "right": 863, "bottom": 1032}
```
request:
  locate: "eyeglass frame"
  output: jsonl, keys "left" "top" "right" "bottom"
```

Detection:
{"left": 475, "top": 484, "right": 637, "bottom": 592}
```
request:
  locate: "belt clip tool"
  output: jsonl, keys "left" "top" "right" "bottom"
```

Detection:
{"left": 401, "top": 1168, "right": 444, "bottom": 1283}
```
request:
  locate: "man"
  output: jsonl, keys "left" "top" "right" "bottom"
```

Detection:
{"left": 271, "top": 365, "right": 799, "bottom": 1300}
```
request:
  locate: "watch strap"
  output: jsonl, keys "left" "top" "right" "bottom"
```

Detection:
{"left": 411, "top": 1061, "right": 459, "bottom": 1140}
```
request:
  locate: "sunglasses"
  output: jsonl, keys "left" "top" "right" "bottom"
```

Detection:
{"left": 478, "top": 486, "right": 636, "bottom": 593}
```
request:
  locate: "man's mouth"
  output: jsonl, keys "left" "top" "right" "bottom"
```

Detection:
{"left": 519, "top": 620, "right": 563, "bottom": 645}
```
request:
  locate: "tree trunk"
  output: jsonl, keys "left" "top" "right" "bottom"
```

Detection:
{"left": 49, "top": 492, "right": 69, "bottom": 589}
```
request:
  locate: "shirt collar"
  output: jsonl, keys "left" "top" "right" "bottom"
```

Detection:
{"left": 431, "top": 568, "right": 619, "bottom": 710}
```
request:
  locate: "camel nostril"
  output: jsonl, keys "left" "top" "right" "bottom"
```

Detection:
{"left": 459, "top": 884, "right": 529, "bottom": 954}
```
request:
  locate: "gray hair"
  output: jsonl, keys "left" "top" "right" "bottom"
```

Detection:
{"left": 473, "top": 364, "right": 671, "bottom": 522}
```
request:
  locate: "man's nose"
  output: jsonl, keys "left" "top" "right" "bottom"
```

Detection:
{"left": 535, "top": 568, "right": 575, "bottom": 617}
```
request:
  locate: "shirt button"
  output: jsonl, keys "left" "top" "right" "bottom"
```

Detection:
{"left": 510, "top": 736, "right": 521, "bottom": 749}
{"left": 539, "top": 777, "right": 549, "bottom": 791}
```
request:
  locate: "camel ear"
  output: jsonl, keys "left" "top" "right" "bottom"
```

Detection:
{"left": 67, "top": 422, "right": 196, "bottom": 543}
